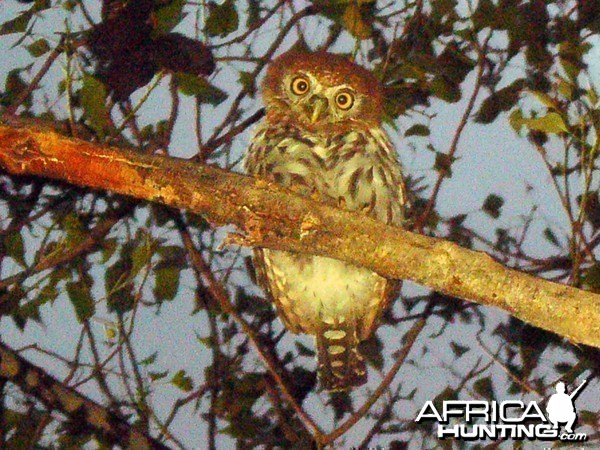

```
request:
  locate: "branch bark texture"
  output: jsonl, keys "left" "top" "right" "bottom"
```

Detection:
{"left": 0, "top": 124, "right": 598, "bottom": 347}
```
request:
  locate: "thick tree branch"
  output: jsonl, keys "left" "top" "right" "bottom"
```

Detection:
{"left": 0, "top": 124, "right": 598, "bottom": 348}
{"left": 0, "top": 340, "right": 170, "bottom": 449}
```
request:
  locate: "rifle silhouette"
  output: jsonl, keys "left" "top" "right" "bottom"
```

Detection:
{"left": 569, "top": 379, "right": 587, "bottom": 400}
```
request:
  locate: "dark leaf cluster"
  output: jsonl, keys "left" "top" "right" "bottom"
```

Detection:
{"left": 88, "top": 0, "right": 215, "bottom": 100}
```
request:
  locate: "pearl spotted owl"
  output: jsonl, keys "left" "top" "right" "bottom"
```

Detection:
{"left": 245, "top": 50, "right": 406, "bottom": 390}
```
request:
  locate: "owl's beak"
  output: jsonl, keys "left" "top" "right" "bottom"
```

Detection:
{"left": 306, "top": 95, "right": 328, "bottom": 124}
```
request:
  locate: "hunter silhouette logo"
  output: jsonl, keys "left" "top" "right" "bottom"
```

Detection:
{"left": 546, "top": 379, "right": 587, "bottom": 433}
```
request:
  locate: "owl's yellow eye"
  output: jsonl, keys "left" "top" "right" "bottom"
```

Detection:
{"left": 291, "top": 76, "right": 310, "bottom": 95}
{"left": 335, "top": 91, "right": 355, "bottom": 110}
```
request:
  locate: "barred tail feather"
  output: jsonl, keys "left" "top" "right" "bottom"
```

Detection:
{"left": 316, "top": 323, "right": 367, "bottom": 391}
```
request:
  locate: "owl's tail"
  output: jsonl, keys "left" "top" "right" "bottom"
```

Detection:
{"left": 316, "top": 322, "right": 367, "bottom": 391}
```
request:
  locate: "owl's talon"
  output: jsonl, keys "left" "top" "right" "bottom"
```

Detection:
{"left": 254, "top": 178, "right": 270, "bottom": 188}
{"left": 310, "top": 190, "right": 322, "bottom": 201}
{"left": 300, "top": 212, "right": 321, "bottom": 239}
{"left": 359, "top": 203, "right": 373, "bottom": 215}
{"left": 221, "top": 232, "right": 252, "bottom": 248}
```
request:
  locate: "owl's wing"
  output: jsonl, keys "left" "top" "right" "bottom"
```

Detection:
{"left": 251, "top": 248, "right": 305, "bottom": 333}
{"left": 328, "top": 129, "right": 406, "bottom": 339}
{"left": 245, "top": 124, "right": 338, "bottom": 202}
{"left": 358, "top": 278, "right": 402, "bottom": 340}
{"left": 332, "top": 128, "right": 407, "bottom": 227}
{"left": 246, "top": 125, "right": 311, "bottom": 334}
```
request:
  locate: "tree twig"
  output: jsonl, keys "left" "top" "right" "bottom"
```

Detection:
{"left": 323, "top": 307, "right": 429, "bottom": 444}
{"left": 176, "top": 217, "right": 325, "bottom": 440}
{"left": 0, "top": 340, "right": 170, "bottom": 450}
{"left": 417, "top": 32, "right": 491, "bottom": 230}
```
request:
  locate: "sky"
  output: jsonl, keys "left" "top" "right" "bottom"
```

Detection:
{"left": 0, "top": 1, "right": 598, "bottom": 448}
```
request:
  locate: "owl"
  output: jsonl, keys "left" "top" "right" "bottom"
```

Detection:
{"left": 245, "top": 50, "right": 406, "bottom": 391}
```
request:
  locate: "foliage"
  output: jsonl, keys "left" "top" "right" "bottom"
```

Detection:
{"left": 0, "top": 0, "right": 598, "bottom": 448}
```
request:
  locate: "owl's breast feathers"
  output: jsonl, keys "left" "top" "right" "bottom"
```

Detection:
{"left": 246, "top": 120, "right": 405, "bottom": 390}
{"left": 246, "top": 121, "right": 406, "bottom": 223}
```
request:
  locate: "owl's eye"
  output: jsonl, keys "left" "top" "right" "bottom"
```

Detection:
{"left": 291, "top": 76, "right": 310, "bottom": 95}
{"left": 335, "top": 91, "right": 355, "bottom": 110}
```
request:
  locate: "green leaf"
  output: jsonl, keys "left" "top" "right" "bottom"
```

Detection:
{"left": 8, "top": 285, "right": 28, "bottom": 330}
{"left": 329, "top": 391, "right": 352, "bottom": 421}
{"left": 523, "top": 112, "right": 568, "bottom": 134}
{"left": 0, "top": 12, "right": 32, "bottom": 36}
{"left": 472, "top": 0, "right": 496, "bottom": 29}
{"left": 26, "top": 38, "right": 50, "bottom": 57}
{"left": 205, "top": 0, "right": 239, "bottom": 37}
{"left": 543, "top": 227, "right": 561, "bottom": 247}
{"left": 586, "top": 85, "right": 598, "bottom": 106}
{"left": 430, "top": 76, "right": 462, "bottom": 103}
{"left": 246, "top": 0, "right": 261, "bottom": 28}
{"left": 473, "top": 377, "right": 494, "bottom": 400}
{"left": 405, "top": 124, "right": 430, "bottom": 137}
{"left": 474, "top": 79, "right": 526, "bottom": 124}
{"left": 66, "top": 280, "right": 95, "bottom": 322}
{"left": 130, "top": 239, "right": 152, "bottom": 280}
{"left": 580, "top": 191, "right": 600, "bottom": 228}
{"left": 150, "top": 370, "right": 169, "bottom": 381}
{"left": 153, "top": 0, "right": 186, "bottom": 35}
{"left": 80, "top": 75, "right": 109, "bottom": 139}
{"left": 238, "top": 71, "right": 256, "bottom": 97}
{"left": 557, "top": 78, "right": 573, "bottom": 100}
{"left": 431, "top": 0, "right": 457, "bottom": 19}
{"left": 360, "top": 336, "right": 384, "bottom": 370}
{"left": 482, "top": 194, "right": 504, "bottom": 219}
{"left": 3, "top": 232, "right": 25, "bottom": 267}
{"left": 432, "top": 387, "right": 458, "bottom": 410}
{"left": 105, "top": 245, "right": 136, "bottom": 314}
{"left": 581, "top": 264, "right": 600, "bottom": 293}
{"left": 509, "top": 108, "right": 524, "bottom": 133}
{"left": 196, "top": 334, "right": 214, "bottom": 347}
{"left": 62, "top": 0, "right": 77, "bottom": 12}
{"left": 434, "top": 152, "right": 455, "bottom": 177}
{"left": 436, "top": 42, "right": 474, "bottom": 85}
{"left": 174, "top": 73, "right": 227, "bottom": 105}
{"left": 18, "top": 299, "right": 43, "bottom": 325}
{"left": 154, "top": 266, "right": 180, "bottom": 301}
{"left": 450, "top": 341, "right": 469, "bottom": 358}
{"left": 341, "top": 2, "right": 372, "bottom": 39}
{"left": 4, "top": 69, "right": 31, "bottom": 108}
{"left": 140, "top": 352, "right": 158, "bottom": 366}
{"left": 101, "top": 238, "right": 118, "bottom": 263}
{"left": 530, "top": 90, "right": 557, "bottom": 109}
{"left": 62, "top": 212, "right": 86, "bottom": 245}
{"left": 171, "top": 369, "right": 194, "bottom": 392}
{"left": 295, "top": 341, "right": 315, "bottom": 357}
{"left": 38, "top": 279, "right": 59, "bottom": 305}
{"left": 32, "top": 0, "right": 52, "bottom": 12}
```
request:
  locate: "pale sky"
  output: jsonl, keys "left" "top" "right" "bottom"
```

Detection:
{"left": 0, "top": 2, "right": 598, "bottom": 448}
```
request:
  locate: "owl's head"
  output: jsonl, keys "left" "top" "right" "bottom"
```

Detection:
{"left": 262, "top": 50, "right": 384, "bottom": 133}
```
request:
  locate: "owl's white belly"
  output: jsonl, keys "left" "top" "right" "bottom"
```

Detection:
{"left": 261, "top": 249, "right": 386, "bottom": 334}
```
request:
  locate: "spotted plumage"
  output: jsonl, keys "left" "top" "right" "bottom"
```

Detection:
{"left": 245, "top": 50, "right": 406, "bottom": 390}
